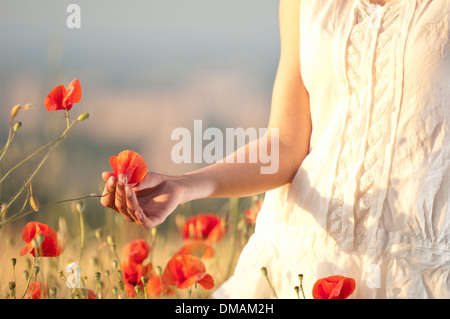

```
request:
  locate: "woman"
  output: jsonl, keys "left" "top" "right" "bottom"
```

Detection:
{"left": 101, "top": 0, "right": 450, "bottom": 298}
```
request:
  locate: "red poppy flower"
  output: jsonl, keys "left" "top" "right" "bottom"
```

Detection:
{"left": 44, "top": 78, "right": 81, "bottom": 111}
{"left": 147, "top": 275, "right": 176, "bottom": 297}
{"left": 109, "top": 150, "right": 148, "bottom": 184}
{"left": 162, "top": 254, "right": 214, "bottom": 290}
{"left": 26, "top": 282, "right": 46, "bottom": 299}
{"left": 122, "top": 239, "right": 150, "bottom": 265}
{"left": 20, "top": 222, "right": 64, "bottom": 257}
{"left": 122, "top": 260, "right": 152, "bottom": 297}
{"left": 312, "top": 275, "right": 356, "bottom": 299}
{"left": 182, "top": 213, "right": 225, "bottom": 244}
{"left": 175, "top": 242, "right": 214, "bottom": 259}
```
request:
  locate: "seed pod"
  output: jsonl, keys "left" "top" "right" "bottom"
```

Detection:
{"left": 77, "top": 113, "right": 89, "bottom": 121}
{"left": 13, "top": 122, "right": 22, "bottom": 133}
{"left": 10, "top": 104, "right": 21, "bottom": 119}
{"left": 29, "top": 183, "right": 40, "bottom": 212}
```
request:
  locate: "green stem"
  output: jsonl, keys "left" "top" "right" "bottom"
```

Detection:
{"left": 0, "top": 139, "right": 58, "bottom": 185}
{"left": 265, "top": 277, "right": 279, "bottom": 299}
{"left": 65, "top": 109, "right": 70, "bottom": 130}
{"left": 0, "top": 130, "right": 17, "bottom": 164}
{"left": 1, "top": 190, "right": 114, "bottom": 228}
{"left": 20, "top": 256, "right": 36, "bottom": 299}
{"left": 1, "top": 118, "right": 80, "bottom": 215}
{"left": 79, "top": 211, "right": 85, "bottom": 263}
{"left": 0, "top": 119, "right": 14, "bottom": 161}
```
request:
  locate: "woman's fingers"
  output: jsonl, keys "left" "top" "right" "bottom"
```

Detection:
{"left": 100, "top": 175, "right": 117, "bottom": 209}
{"left": 102, "top": 171, "right": 115, "bottom": 182}
{"left": 135, "top": 209, "right": 161, "bottom": 230}
{"left": 125, "top": 184, "right": 143, "bottom": 224}
{"left": 115, "top": 174, "right": 134, "bottom": 222}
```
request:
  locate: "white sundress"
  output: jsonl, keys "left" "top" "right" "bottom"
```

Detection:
{"left": 213, "top": 0, "right": 450, "bottom": 299}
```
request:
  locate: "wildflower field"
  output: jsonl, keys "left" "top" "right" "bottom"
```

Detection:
{"left": 0, "top": 79, "right": 356, "bottom": 301}
{"left": 0, "top": 79, "right": 265, "bottom": 299}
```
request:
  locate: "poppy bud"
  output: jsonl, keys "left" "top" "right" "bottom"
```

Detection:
{"left": 11, "top": 258, "right": 16, "bottom": 268}
{"left": 106, "top": 235, "right": 115, "bottom": 246}
{"left": 140, "top": 276, "right": 146, "bottom": 285}
{"left": 94, "top": 272, "right": 101, "bottom": 283}
{"left": 261, "top": 267, "right": 268, "bottom": 278}
{"left": 50, "top": 287, "right": 57, "bottom": 299}
{"left": 34, "top": 265, "right": 40, "bottom": 275}
{"left": 156, "top": 265, "right": 163, "bottom": 277}
{"left": 118, "top": 280, "right": 124, "bottom": 291}
{"left": 13, "top": 122, "right": 22, "bottom": 133}
{"left": 23, "top": 270, "right": 29, "bottom": 281}
{"left": 294, "top": 286, "right": 300, "bottom": 299}
{"left": 134, "top": 285, "right": 141, "bottom": 294}
{"left": 75, "top": 200, "right": 84, "bottom": 214}
{"left": 77, "top": 113, "right": 89, "bottom": 121}
{"left": 9, "top": 281, "right": 16, "bottom": 291}
{"left": 95, "top": 228, "right": 103, "bottom": 241}
{"left": 112, "top": 286, "right": 119, "bottom": 298}
{"left": 111, "top": 259, "right": 118, "bottom": 270}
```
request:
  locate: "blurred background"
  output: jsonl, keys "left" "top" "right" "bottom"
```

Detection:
{"left": 0, "top": 0, "right": 279, "bottom": 235}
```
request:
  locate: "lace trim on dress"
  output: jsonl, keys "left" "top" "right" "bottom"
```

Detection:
{"left": 327, "top": 4, "right": 400, "bottom": 249}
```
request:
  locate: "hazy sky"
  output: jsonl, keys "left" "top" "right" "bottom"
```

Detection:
{"left": 0, "top": 0, "right": 280, "bottom": 90}
{"left": 0, "top": 1, "right": 281, "bottom": 175}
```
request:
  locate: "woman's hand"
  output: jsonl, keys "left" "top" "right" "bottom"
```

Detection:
{"left": 100, "top": 171, "right": 187, "bottom": 229}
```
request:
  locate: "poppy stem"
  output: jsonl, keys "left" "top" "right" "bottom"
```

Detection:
{"left": 20, "top": 256, "right": 36, "bottom": 299}
{"left": 0, "top": 117, "right": 81, "bottom": 220}
{"left": 0, "top": 138, "right": 58, "bottom": 186}
{"left": 79, "top": 209, "right": 85, "bottom": 263}
{"left": 0, "top": 189, "right": 114, "bottom": 228}
{"left": 298, "top": 274, "right": 306, "bottom": 299}
{"left": 0, "top": 129, "right": 17, "bottom": 164}
{"left": 261, "top": 267, "right": 279, "bottom": 299}
{"left": 65, "top": 109, "right": 70, "bottom": 130}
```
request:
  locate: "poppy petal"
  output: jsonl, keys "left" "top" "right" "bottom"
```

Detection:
{"left": 44, "top": 85, "right": 66, "bottom": 111}
{"left": 110, "top": 150, "right": 148, "bottom": 184}
{"left": 66, "top": 79, "right": 82, "bottom": 103}
{"left": 109, "top": 156, "right": 118, "bottom": 177}
{"left": 198, "top": 274, "right": 214, "bottom": 290}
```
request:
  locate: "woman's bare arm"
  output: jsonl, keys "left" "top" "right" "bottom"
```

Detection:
{"left": 179, "top": 0, "right": 311, "bottom": 200}
{"left": 100, "top": 0, "right": 311, "bottom": 229}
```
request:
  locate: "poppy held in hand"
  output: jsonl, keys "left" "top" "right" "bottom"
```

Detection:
{"left": 162, "top": 254, "right": 214, "bottom": 290}
{"left": 44, "top": 78, "right": 81, "bottom": 111}
{"left": 122, "top": 239, "right": 150, "bottom": 264}
{"left": 312, "top": 275, "right": 356, "bottom": 299}
{"left": 109, "top": 150, "right": 148, "bottom": 184}
{"left": 20, "top": 222, "right": 64, "bottom": 257}
{"left": 182, "top": 213, "right": 225, "bottom": 244}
